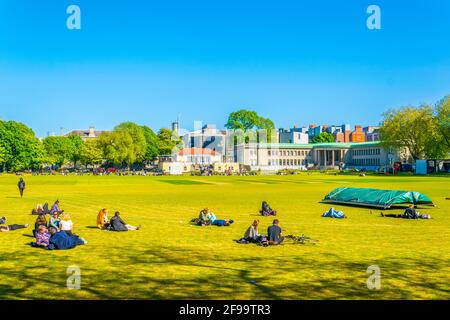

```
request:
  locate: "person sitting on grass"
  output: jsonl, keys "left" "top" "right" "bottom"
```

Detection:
{"left": 242, "top": 220, "right": 260, "bottom": 242}
{"left": 0, "top": 216, "right": 29, "bottom": 232}
{"left": 46, "top": 227, "right": 87, "bottom": 250}
{"left": 198, "top": 208, "right": 211, "bottom": 226}
{"left": 32, "top": 225, "right": 51, "bottom": 247}
{"left": 49, "top": 211, "right": 61, "bottom": 230}
{"left": 33, "top": 213, "right": 48, "bottom": 237}
{"left": 59, "top": 213, "right": 74, "bottom": 236}
{"left": 260, "top": 201, "right": 277, "bottom": 216}
{"left": 267, "top": 219, "right": 284, "bottom": 245}
{"left": 97, "top": 208, "right": 110, "bottom": 230}
{"left": 109, "top": 212, "right": 140, "bottom": 231}
{"left": 380, "top": 204, "right": 431, "bottom": 219}
{"left": 50, "top": 200, "right": 64, "bottom": 215}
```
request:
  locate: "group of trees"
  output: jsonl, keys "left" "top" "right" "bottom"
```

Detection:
{"left": 0, "top": 120, "right": 180, "bottom": 172}
{"left": 380, "top": 96, "right": 450, "bottom": 160}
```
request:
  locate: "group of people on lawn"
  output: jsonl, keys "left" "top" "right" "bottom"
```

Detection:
{"left": 31, "top": 200, "right": 87, "bottom": 250}
{"left": 29, "top": 202, "right": 140, "bottom": 250}
{"left": 239, "top": 218, "right": 284, "bottom": 246}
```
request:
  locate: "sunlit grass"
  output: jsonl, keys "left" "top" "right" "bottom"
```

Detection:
{"left": 0, "top": 173, "right": 449, "bottom": 299}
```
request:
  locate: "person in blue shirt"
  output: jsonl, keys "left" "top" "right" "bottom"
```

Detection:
{"left": 267, "top": 219, "right": 284, "bottom": 245}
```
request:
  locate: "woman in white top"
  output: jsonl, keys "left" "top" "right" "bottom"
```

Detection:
{"left": 59, "top": 213, "right": 74, "bottom": 236}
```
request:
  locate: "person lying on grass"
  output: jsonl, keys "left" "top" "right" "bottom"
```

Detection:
{"left": 97, "top": 208, "right": 111, "bottom": 230}
{"left": 193, "top": 208, "right": 234, "bottom": 226}
{"left": 380, "top": 204, "right": 431, "bottom": 219}
{"left": 0, "top": 216, "right": 29, "bottom": 232}
{"left": 109, "top": 212, "right": 140, "bottom": 231}
{"left": 260, "top": 201, "right": 277, "bottom": 216}
{"left": 205, "top": 209, "right": 234, "bottom": 226}
{"left": 46, "top": 227, "right": 87, "bottom": 250}
{"left": 267, "top": 219, "right": 284, "bottom": 245}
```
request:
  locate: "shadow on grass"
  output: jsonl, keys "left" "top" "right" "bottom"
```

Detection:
{"left": 1, "top": 246, "right": 448, "bottom": 300}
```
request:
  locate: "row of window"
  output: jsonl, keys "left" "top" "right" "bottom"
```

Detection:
{"left": 353, "top": 158, "right": 381, "bottom": 166}
{"left": 268, "top": 159, "right": 307, "bottom": 166}
{"left": 352, "top": 148, "right": 381, "bottom": 156}
{"left": 268, "top": 150, "right": 310, "bottom": 157}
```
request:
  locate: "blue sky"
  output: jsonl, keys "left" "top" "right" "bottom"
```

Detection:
{"left": 0, "top": 0, "right": 449, "bottom": 137}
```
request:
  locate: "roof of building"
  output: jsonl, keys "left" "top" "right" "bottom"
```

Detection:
{"left": 66, "top": 130, "right": 109, "bottom": 138}
{"left": 258, "top": 141, "right": 382, "bottom": 149}
{"left": 178, "top": 147, "right": 219, "bottom": 156}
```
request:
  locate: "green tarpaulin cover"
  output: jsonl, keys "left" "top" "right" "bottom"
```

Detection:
{"left": 323, "top": 187, "right": 434, "bottom": 209}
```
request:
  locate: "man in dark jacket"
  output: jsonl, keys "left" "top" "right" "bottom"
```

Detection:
{"left": 18, "top": 178, "right": 25, "bottom": 198}
{"left": 267, "top": 219, "right": 284, "bottom": 245}
{"left": 109, "top": 212, "right": 140, "bottom": 231}
{"left": 47, "top": 227, "right": 87, "bottom": 250}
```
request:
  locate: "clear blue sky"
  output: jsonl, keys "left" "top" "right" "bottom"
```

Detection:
{"left": 0, "top": 0, "right": 449, "bottom": 137}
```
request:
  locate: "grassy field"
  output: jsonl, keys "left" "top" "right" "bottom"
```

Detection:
{"left": 0, "top": 173, "right": 449, "bottom": 300}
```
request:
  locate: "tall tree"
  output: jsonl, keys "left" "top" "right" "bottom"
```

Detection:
{"left": 435, "top": 96, "right": 450, "bottom": 149}
{"left": 157, "top": 128, "right": 181, "bottom": 155}
{"left": 225, "top": 109, "right": 260, "bottom": 132}
{"left": 141, "top": 125, "right": 159, "bottom": 162}
{"left": 0, "top": 120, "right": 45, "bottom": 171}
{"left": 80, "top": 138, "right": 103, "bottom": 167}
{"left": 311, "top": 132, "right": 335, "bottom": 144}
{"left": 42, "top": 136, "right": 73, "bottom": 167}
{"left": 66, "top": 134, "right": 84, "bottom": 168}
{"left": 225, "top": 109, "right": 275, "bottom": 143}
{"left": 379, "top": 105, "right": 445, "bottom": 160}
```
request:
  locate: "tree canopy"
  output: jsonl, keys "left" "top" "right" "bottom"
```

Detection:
{"left": 311, "top": 132, "right": 334, "bottom": 144}
{"left": 379, "top": 98, "right": 450, "bottom": 160}
{"left": 0, "top": 120, "right": 45, "bottom": 171}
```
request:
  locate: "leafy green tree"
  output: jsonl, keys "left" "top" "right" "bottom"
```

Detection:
{"left": 256, "top": 117, "right": 276, "bottom": 143}
{"left": 225, "top": 109, "right": 275, "bottom": 143}
{"left": 67, "top": 134, "right": 84, "bottom": 168}
{"left": 225, "top": 109, "right": 260, "bottom": 132}
{"left": 114, "top": 122, "right": 147, "bottom": 167}
{"left": 379, "top": 104, "right": 446, "bottom": 160}
{"left": 0, "top": 142, "right": 6, "bottom": 170}
{"left": 80, "top": 139, "right": 103, "bottom": 167}
{"left": 42, "top": 136, "right": 73, "bottom": 167}
{"left": 157, "top": 128, "right": 181, "bottom": 155}
{"left": 0, "top": 120, "right": 45, "bottom": 171}
{"left": 311, "top": 132, "right": 335, "bottom": 144}
{"left": 141, "top": 125, "right": 159, "bottom": 162}
{"left": 435, "top": 96, "right": 450, "bottom": 150}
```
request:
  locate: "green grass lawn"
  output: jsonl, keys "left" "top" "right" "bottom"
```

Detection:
{"left": 0, "top": 173, "right": 449, "bottom": 300}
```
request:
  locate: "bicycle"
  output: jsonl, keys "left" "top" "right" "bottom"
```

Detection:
{"left": 286, "top": 234, "right": 319, "bottom": 245}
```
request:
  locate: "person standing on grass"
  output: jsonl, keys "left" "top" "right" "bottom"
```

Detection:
{"left": 267, "top": 219, "right": 284, "bottom": 245}
{"left": 18, "top": 177, "right": 25, "bottom": 198}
